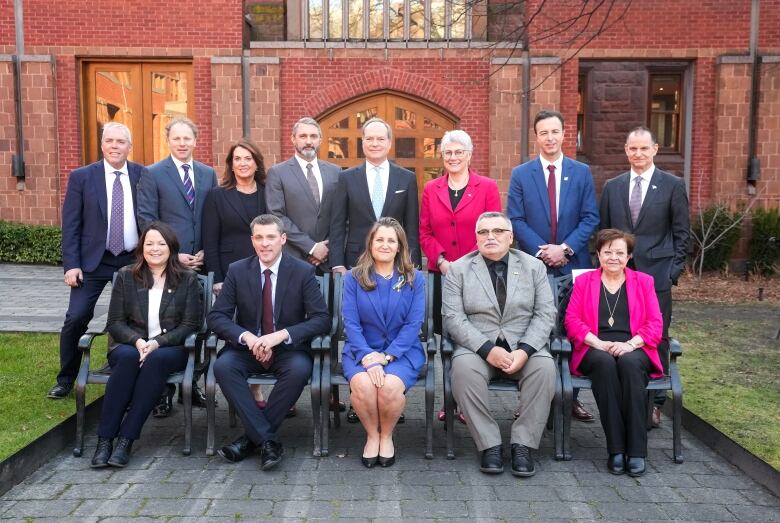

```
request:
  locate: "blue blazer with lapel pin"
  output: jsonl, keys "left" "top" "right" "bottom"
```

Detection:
{"left": 506, "top": 156, "right": 599, "bottom": 275}
{"left": 137, "top": 156, "right": 217, "bottom": 255}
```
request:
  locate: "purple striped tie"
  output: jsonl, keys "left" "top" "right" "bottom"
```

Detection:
{"left": 182, "top": 164, "right": 195, "bottom": 208}
{"left": 108, "top": 171, "right": 124, "bottom": 256}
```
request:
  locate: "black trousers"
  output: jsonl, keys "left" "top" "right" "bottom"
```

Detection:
{"left": 58, "top": 251, "right": 134, "bottom": 386}
{"left": 579, "top": 348, "right": 652, "bottom": 457}
{"left": 98, "top": 344, "right": 188, "bottom": 440}
{"left": 214, "top": 347, "right": 313, "bottom": 444}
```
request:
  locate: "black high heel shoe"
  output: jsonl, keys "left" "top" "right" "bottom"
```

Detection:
{"left": 361, "top": 455, "right": 379, "bottom": 468}
{"left": 378, "top": 438, "right": 395, "bottom": 467}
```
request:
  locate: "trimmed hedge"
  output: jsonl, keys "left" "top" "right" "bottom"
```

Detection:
{"left": 0, "top": 221, "right": 62, "bottom": 265}
{"left": 749, "top": 207, "right": 780, "bottom": 276}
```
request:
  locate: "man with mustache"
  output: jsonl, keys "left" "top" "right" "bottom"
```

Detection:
{"left": 265, "top": 117, "right": 341, "bottom": 272}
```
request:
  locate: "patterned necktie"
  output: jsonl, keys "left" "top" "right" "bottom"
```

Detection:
{"left": 261, "top": 268, "right": 275, "bottom": 368}
{"left": 547, "top": 164, "right": 558, "bottom": 244}
{"left": 370, "top": 166, "right": 385, "bottom": 220}
{"left": 108, "top": 171, "right": 125, "bottom": 256}
{"left": 306, "top": 163, "right": 320, "bottom": 207}
{"left": 493, "top": 262, "right": 507, "bottom": 314}
{"left": 629, "top": 176, "right": 643, "bottom": 226}
{"left": 182, "top": 164, "right": 195, "bottom": 209}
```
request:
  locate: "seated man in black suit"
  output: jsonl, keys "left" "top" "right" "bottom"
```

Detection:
{"left": 207, "top": 214, "right": 330, "bottom": 469}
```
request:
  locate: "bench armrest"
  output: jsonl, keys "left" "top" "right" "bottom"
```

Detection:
{"left": 77, "top": 331, "right": 105, "bottom": 353}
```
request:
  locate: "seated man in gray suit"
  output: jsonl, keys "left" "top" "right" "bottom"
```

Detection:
{"left": 443, "top": 211, "right": 556, "bottom": 477}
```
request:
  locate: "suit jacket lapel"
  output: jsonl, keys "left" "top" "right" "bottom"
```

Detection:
{"left": 137, "top": 286, "right": 149, "bottom": 331}
{"left": 635, "top": 169, "right": 662, "bottom": 228}
{"left": 471, "top": 256, "right": 500, "bottom": 314}
{"left": 248, "top": 257, "right": 263, "bottom": 333}
{"left": 224, "top": 189, "right": 252, "bottom": 228}
{"left": 617, "top": 173, "right": 633, "bottom": 229}
{"left": 129, "top": 164, "right": 141, "bottom": 216}
{"left": 384, "top": 275, "right": 404, "bottom": 325}
{"left": 505, "top": 252, "right": 523, "bottom": 309}
{"left": 158, "top": 282, "right": 174, "bottom": 316}
{"left": 354, "top": 165, "right": 374, "bottom": 217}
{"left": 93, "top": 162, "right": 108, "bottom": 222}
{"left": 366, "top": 275, "right": 386, "bottom": 325}
{"left": 273, "top": 255, "right": 291, "bottom": 325}
{"left": 559, "top": 158, "right": 573, "bottom": 219}
{"left": 317, "top": 160, "right": 337, "bottom": 206}
{"left": 380, "top": 164, "right": 403, "bottom": 218}
{"left": 454, "top": 171, "right": 480, "bottom": 214}
{"left": 531, "top": 160, "right": 552, "bottom": 226}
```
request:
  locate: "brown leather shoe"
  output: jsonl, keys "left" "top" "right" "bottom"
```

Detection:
{"left": 651, "top": 406, "right": 662, "bottom": 428}
{"left": 572, "top": 400, "right": 595, "bottom": 422}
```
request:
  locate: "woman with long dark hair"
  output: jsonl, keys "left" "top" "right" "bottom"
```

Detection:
{"left": 341, "top": 217, "right": 426, "bottom": 468}
{"left": 91, "top": 222, "right": 201, "bottom": 468}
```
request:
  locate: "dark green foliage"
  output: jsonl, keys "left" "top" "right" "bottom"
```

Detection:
{"left": 0, "top": 221, "right": 62, "bottom": 265}
{"left": 748, "top": 207, "right": 780, "bottom": 276}
{"left": 690, "top": 205, "right": 743, "bottom": 272}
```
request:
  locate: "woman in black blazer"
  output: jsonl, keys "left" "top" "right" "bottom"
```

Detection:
{"left": 92, "top": 222, "right": 202, "bottom": 468}
{"left": 202, "top": 138, "right": 267, "bottom": 294}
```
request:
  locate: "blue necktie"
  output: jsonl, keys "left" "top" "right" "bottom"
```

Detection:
{"left": 371, "top": 166, "right": 384, "bottom": 220}
{"left": 108, "top": 171, "right": 124, "bottom": 256}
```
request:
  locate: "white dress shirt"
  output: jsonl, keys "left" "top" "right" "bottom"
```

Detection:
{"left": 295, "top": 155, "right": 323, "bottom": 200}
{"left": 171, "top": 156, "right": 195, "bottom": 189}
{"left": 629, "top": 164, "right": 655, "bottom": 206}
{"left": 103, "top": 160, "right": 139, "bottom": 253}
{"left": 539, "top": 154, "right": 563, "bottom": 218}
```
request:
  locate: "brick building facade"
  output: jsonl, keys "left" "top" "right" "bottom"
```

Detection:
{"left": 1, "top": 0, "right": 778, "bottom": 234}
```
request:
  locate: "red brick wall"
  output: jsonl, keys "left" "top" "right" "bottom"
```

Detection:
{"left": 755, "top": 63, "right": 780, "bottom": 208}
{"left": 21, "top": 1, "right": 242, "bottom": 49}
{"left": 0, "top": 0, "right": 13, "bottom": 47}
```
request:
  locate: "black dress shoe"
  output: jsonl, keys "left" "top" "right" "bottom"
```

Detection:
{"left": 626, "top": 456, "right": 646, "bottom": 477}
{"left": 152, "top": 385, "right": 175, "bottom": 418}
{"left": 47, "top": 383, "right": 72, "bottom": 399}
{"left": 286, "top": 406, "right": 297, "bottom": 418}
{"left": 91, "top": 437, "right": 113, "bottom": 468}
{"left": 217, "top": 435, "right": 258, "bottom": 463}
{"left": 378, "top": 453, "right": 396, "bottom": 467}
{"left": 572, "top": 399, "right": 595, "bottom": 422}
{"left": 178, "top": 383, "right": 210, "bottom": 408}
{"left": 480, "top": 445, "right": 504, "bottom": 474}
{"left": 607, "top": 453, "right": 625, "bottom": 475}
{"left": 107, "top": 437, "right": 133, "bottom": 467}
{"left": 260, "top": 440, "right": 284, "bottom": 470}
{"left": 346, "top": 405, "right": 359, "bottom": 423}
{"left": 361, "top": 455, "right": 379, "bottom": 468}
{"left": 510, "top": 444, "right": 536, "bottom": 477}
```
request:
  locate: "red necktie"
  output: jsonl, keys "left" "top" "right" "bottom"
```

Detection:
{"left": 547, "top": 164, "right": 557, "bottom": 244}
{"left": 261, "top": 269, "right": 274, "bottom": 367}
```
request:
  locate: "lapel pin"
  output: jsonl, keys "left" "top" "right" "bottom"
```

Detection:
{"left": 513, "top": 271, "right": 519, "bottom": 275}
{"left": 167, "top": 289, "right": 172, "bottom": 293}
{"left": 564, "top": 177, "right": 569, "bottom": 181}
{"left": 652, "top": 185, "right": 657, "bottom": 190}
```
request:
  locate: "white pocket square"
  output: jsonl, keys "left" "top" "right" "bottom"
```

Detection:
{"left": 394, "top": 189, "right": 406, "bottom": 194}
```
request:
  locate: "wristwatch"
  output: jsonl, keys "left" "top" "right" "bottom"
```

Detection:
{"left": 561, "top": 243, "right": 574, "bottom": 258}
{"left": 383, "top": 354, "right": 394, "bottom": 365}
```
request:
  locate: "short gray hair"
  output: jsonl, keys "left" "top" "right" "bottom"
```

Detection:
{"left": 292, "top": 117, "right": 322, "bottom": 137}
{"left": 475, "top": 211, "right": 511, "bottom": 230}
{"left": 101, "top": 122, "right": 132, "bottom": 144}
{"left": 250, "top": 214, "right": 285, "bottom": 235}
{"left": 362, "top": 117, "right": 393, "bottom": 141}
{"left": 440, "top": 130, "right": 473, "bottom": 153}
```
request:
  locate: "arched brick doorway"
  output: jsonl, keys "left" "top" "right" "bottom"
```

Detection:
{"left": 318, "top": 91, "right": 458, "bottom": 198}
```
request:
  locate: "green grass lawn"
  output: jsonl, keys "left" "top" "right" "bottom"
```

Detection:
{"left": 672, "top": 302, "right": 780, "bottom": 470}
{"left": 0, "top": 332, "right": 106, "bottom": 461}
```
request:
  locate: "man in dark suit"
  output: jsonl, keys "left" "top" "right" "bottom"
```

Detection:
{"left": 48, "top": 123, "right": 145, "bottom": 399}
{"left": 265, "top": 117, "right": 341, "bottom": 272}
{"left": 137, "top": 117, "right": 218, "bottom": 271}
{"left": 137, "top": 116, "right": 218, "bottom": 414}
{"left": 600, "top": 126, "right": 690, "bottom": 426}
{"left": 330, "top": 117, "right": 421, "bottom": 270}
{"left": 208, "top": 214, "right": 330, "bottom": 470}
{"left": 507, "top": 110, "right": 600, "bottom": 422}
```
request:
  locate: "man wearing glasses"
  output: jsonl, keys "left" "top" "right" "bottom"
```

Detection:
{"left": 443, "top": 212, "right": 556, "bottom": 477}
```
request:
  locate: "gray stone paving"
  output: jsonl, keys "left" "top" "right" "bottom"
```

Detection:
{"left": 1, "top": 262, "right": 779, "bottom": 521}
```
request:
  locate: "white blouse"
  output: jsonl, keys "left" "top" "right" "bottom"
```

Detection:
{"left": 147, "top": 287, "right": 164, "bottom": 339}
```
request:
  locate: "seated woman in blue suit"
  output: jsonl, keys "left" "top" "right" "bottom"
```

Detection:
{"left": 342, "top": 217, "right": 426, "bottom": 468}
{"left": 91, "top": 222, "right": 202, "bottom": 469}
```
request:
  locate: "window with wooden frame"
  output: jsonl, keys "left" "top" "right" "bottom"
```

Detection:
{"left": 648, "top": 73, "right": 683, "bottom": 152}
{"left": 577, "top": 73, "right": 587, "bottom": 153}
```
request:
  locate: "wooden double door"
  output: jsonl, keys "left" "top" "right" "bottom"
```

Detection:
{"left": 319, "top": 92, "right": 457, "bottom": 197}
{"left": 81, "top": 61, "right": 194, "bottom": 165}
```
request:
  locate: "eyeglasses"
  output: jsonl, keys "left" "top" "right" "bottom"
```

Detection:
{"left": 442, "top": 149, "right": 470, "bottom": 159}
{"left": 601, "top": 250, "right": 628, "bottom": 259}
{"left": 476, "top": 228, "right": 511, "bottom": 238}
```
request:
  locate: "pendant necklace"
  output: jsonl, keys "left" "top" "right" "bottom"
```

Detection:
{"left": 602, "top": 282, "right": 622, "bottom": 327}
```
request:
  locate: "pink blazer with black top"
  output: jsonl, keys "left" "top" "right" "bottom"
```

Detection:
{"left": 419, "top": 169, "right": 502, "bottom": 272}
{"left": 564, "top": 267, "right": 664, "bottom": 379}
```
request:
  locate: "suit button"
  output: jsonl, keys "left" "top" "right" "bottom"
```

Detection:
{"left": 451, "top": 241, "right": 456, "bottom": 246}
{"left": 451, "top": 221, "right": 455, "bottom": 226}
{"left": 162, "top": 328, "right": 167, "bottom": 333}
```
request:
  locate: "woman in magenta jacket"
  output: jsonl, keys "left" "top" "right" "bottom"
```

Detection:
{"left": 419, "top": 129, "right": 501, "bottom": 423}
{"left": 564, "top": 229, "right": 663, "bottom": 477}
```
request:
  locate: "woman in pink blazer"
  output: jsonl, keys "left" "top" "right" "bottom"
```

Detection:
{"left": 419, "top": 130, "right": 501, "bottom": 424}
{"left": 564, "top": 229, "right": 663, "bottom": 477}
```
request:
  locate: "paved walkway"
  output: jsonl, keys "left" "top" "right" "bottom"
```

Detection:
{"left": 1, "top": 263, "right": 779, "bottom": 521}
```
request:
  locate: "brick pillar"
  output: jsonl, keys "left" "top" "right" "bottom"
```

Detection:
{"left": 249, "top": 61, "right": 281, "bottom": 168}
{"left": 210, "top": 61, "right": 242, "bottom": 181}
{"left": 489, "top": 62, "right": 523, "bottom": 203}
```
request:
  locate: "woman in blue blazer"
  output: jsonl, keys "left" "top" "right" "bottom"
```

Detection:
{"left": 342, "top": 217, "right": 426, "bottom": 468}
